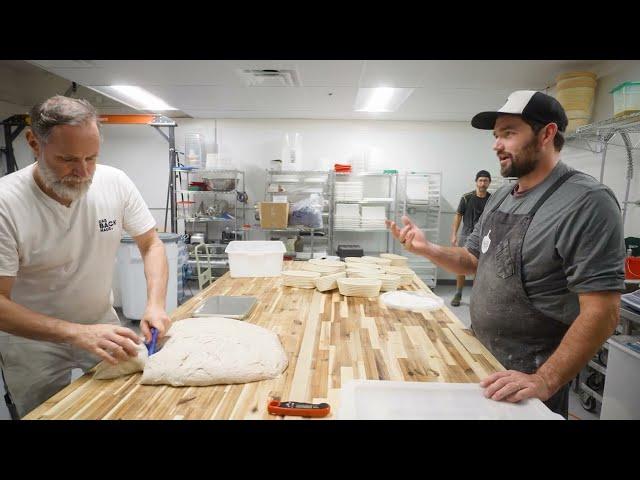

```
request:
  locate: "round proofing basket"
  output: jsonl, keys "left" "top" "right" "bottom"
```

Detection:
{"left": 300, "top": 262, "right": 344, "bottom": 274}
{"left": 555, "top": 71, "right": 596, "bottom": 126}
{"left": 347, "top": 262, "right": 383, "bottom": 271}
{"left": 360, "top": 256, "right": 393, "bottom": 266}
{"left": 344, "top": 257, "right": 369, "bottom": 264}
{"left": 347, "top": 269, "right": 380, "bottom": 279}
{"left": 556, "top": 87, "right": 595, "bottom": 113}
{"left": 337, "top": 278, "right": 382, "bottom": 298}
{"left": 282, "top": 270, "right": 321, "bottom": 289}
{"left": 555, "top": 71, "right": 597, "bottom": 84}
{"left": 380, "top": 253, "right": 409, "bottom": 266}
{"left": 309, "top": 259, "right": 346, "bottom": 269}
{"left": 384, "top": 266, "right": 415, "bottom": 286}
{"left": 315, "top": 271, "right": 347, "bottom": 292}
{"left": 377, "top": 274, "right": 401, "bottom": 292}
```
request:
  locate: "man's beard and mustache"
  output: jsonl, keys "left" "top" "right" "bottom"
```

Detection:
{"left": 37, "top": 158, "right": 93, "bottom": 201}
{"left": 500, "top": 136, "right": 541, "bottom": 178}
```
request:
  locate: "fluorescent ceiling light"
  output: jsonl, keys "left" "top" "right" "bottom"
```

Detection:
{"left": 354, "top": 87, "right": 414, "bottom": 112}
{"left": 87, "top": 85, "right": 177, "bottom": 111}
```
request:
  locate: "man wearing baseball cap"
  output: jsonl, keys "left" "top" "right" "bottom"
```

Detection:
{"left": 387, "top": 90, "right": 625, "bottom": 418}
{"left": 450, "top": 170, "right": 492, "bottom": 307}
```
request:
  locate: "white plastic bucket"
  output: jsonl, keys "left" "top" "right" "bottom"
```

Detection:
{"left": 117, "top": 233, "right": 179, "bottom": 320}
{"left": 600, "top": 335, "right": 640, "bottom": 419}
{"left": 225, "top": 240, "right": 286, "bottom": 278}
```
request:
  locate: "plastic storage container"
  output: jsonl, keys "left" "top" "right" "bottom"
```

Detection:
{"left": 225, "top": 240, "right": 286, "bottom": 278}
{"left": 610, "top": 81, "right": 640, "bottom": 118}
{"left": 117, "top": 233, "right": 180, "bottom": 320}
{"left": 184, "top": 133, "right": 204, "bottom": 168}
{"left": 338, "top": 380, "right": 563, "bottom": 420}
{"left": 600, "top": 335, "right": 640, "bottom": 419}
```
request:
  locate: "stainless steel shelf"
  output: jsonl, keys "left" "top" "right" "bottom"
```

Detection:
{"left": 176, "top": 169, "right": 246, "bottom": 251}
{"left": 174, "top": 168, "right": 243, "bottom": 175}
{"left": 405, "top": 201, "right": 440, "bottom": 206}
{"left": 335, "top": 171, "right": 398, "bottom": 177}
{"left": 565, "top": 113, "right": 640, "bottom": 153}
{"left": 179, "top": 217, "right": 238, "bottom": 222}
{"left": 588, "top": 360, "right": 607, "bottom": 375}
{"left": 177, "top": 190, "right": 239, "bottom": 195}
{"left": 336, "top": 199, "right": 394, "bottom": 204}
{"left": 398, "top": 171, "right": 442, "bottom": 287}
{"left": 268, "top": 170, "right": 330, "bottom": 175}
{"left": 268, "top": 181, "right": 328, "bottom": 185}
{"left": 580, "top": 382, "right": 603, "bottom": 403}
{"left": 263, "top": 227, "right": 327, "bottom": 233}
{"left": 571, "top": 111, "right": 640, "bottom": 137}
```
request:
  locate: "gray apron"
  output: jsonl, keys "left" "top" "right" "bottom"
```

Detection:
{"left": 470, "top": 171, "right": 577, "bottom": 418}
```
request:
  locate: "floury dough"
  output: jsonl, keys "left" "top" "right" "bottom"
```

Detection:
{"left": 140, "top": 317, "right": 288, "bottom": 386}
{"left": 94, "top": 342, "right": 148, "bottom": 380}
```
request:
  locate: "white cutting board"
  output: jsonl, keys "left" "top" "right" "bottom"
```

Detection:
{"left": 338, "top": 380, "right": 563, "bottom": 420}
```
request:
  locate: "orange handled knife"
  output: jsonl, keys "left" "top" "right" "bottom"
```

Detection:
{"left": 268, "top": 400, "right": 330, "bottom": 418}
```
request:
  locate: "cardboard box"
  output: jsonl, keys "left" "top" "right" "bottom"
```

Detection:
{"left": 259, "top": 202, "right": 289, "bottom": 229}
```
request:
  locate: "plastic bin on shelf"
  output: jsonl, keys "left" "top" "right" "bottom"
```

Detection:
{"left": 225, "top": 241, "right": 286, "bottom": 278}
{"left": 611, "top": 81, "right": 640, "bottom": 117}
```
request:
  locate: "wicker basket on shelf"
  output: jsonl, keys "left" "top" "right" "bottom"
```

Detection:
{"left": 555, "top": 71, "right": 597, "bottom": 133}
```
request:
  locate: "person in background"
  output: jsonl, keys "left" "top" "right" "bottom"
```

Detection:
{"left": 0, "top": 96, "right": 171, "bottom": 418}
{"left": 450, "top": 170, "right": 492, "bottom": 306}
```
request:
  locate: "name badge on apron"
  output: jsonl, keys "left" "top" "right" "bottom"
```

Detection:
{"left": 481, "top": 229, "right": 491, "bottom": 254}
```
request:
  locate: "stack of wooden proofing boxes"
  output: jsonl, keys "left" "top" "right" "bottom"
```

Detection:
{"left": 555, "top": 71, "right": 598, "bottom": 133}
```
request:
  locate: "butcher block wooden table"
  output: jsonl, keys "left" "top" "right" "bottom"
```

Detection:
{"left": 25, "top": 262, "right": 504, "bottom": 420}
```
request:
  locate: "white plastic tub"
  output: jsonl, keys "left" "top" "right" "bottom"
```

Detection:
{"left": 338, "top": 380, "right": 563, "bottom": 420}
{"left": 600, "top": 335, "right": 640, "bottom": 419}
{"left": 117, "top": 233, "right": 179, "bottom": 320}
{"left": 225, "top": 241, "right": 286, "bottom": 278}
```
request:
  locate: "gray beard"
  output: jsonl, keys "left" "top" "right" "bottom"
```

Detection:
{"left": 37, "top": 158, "right": 93, "bottom": 201}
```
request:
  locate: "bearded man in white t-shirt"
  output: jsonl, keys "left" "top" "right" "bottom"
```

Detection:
{"left": 0, "top": 96, "right": 171, "bottom": 418}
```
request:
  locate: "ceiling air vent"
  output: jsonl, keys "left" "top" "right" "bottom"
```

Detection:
{"left": 237, "top": 68, "right": 301, "bottom": 87}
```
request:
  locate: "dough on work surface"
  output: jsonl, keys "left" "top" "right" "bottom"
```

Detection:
{"left": 140, "top": 317, "right": 288, "bottom": 387}
{"left": 93, "top": 342, "right": 148, "bottom": 379}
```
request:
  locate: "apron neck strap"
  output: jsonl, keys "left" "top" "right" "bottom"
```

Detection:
{"left": 528, "top": 170, "right": 578, "bottom": 217}
{"left": 489, "top": 170, "right": 578, "bottom": 216}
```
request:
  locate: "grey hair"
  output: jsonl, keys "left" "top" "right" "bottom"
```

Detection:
{"left": 29, "top": 95, "right": 100, "bottom": 143}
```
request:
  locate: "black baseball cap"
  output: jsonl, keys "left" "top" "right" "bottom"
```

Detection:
{"left": 471, "top": 90, "right": 568, "bottom": 132}
{"left": 476, "top": 170, "right": 491, "bottom": 181}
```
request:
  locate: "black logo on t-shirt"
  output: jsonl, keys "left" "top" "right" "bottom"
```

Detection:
{"left": 99, "top": 218, "right": 117, "bottom": 232}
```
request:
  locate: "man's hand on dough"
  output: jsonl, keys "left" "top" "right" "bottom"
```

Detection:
{"left": 71, "top": 324, "right": 140, "bottom": 365}
{"left": 141, "top": 305, "right": 171, "bottom": 343}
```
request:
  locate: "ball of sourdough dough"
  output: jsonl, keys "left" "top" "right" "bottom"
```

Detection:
{"left": 140, "top": 317, "right": 288, "bottom": 386}
{"left": 94, "top": 341, "right": 148, "bottom": 380}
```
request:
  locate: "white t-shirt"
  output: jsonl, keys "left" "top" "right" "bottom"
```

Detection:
{"left": 0, "top": 163, "right": 156, "bottom": 325}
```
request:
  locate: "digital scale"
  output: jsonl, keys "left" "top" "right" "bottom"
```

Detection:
{"left": 192, "top": 296, "right": 259, "bottom": 320}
